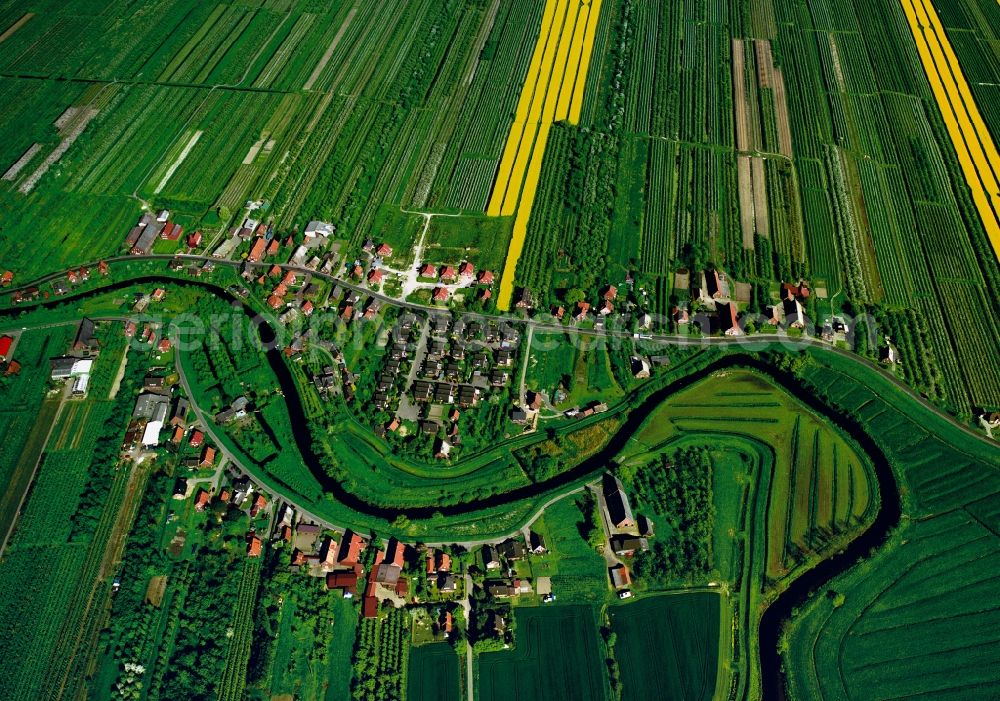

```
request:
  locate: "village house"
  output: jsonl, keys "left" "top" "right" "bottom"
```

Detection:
{"left": 337, "top": 530, "right": 366, "bottom": 567}
{"left": 482, "top": 545, "right": 500, "bottom": 570}
{"left": 611, "top": 535, "right": 649, "bottom": 557}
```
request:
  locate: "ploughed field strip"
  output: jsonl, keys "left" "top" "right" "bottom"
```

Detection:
{"left": 901, "top": 0, "right": 1000, "bottom": 261}
{"left": 486, "top": 0, "right": 603, "bottom": 310}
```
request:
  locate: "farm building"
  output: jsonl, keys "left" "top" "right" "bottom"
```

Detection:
{"left": 603, "top": 473, "right": 636, "bottom": 531}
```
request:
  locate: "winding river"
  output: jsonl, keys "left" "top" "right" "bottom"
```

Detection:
{"left": 0, "top": 274, "right": 902, "bottom": 698}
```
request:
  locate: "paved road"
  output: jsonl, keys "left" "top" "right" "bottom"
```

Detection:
{"left": 171, "top": 340, "right": 347, "bottom": 535}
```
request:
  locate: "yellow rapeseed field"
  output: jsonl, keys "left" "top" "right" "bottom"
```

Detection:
{"left": 486, "top": 0, "right": 604, "bottom": 310}
{"left": 901, "top": 0, "right": 1000, "bottom": 262}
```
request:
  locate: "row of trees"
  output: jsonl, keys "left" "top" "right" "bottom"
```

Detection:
{"left": 351, "top": 609, "right": 409, "bottom": 701}
{"left": 632, "top": 447, "right": 715, "bottom": 583}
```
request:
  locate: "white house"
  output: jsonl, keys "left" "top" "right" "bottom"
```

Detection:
{"left": 304, "top": 221, "right": 335, "bottom": 238}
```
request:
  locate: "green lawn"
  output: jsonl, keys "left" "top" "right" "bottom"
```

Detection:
{"left": 610, "top": 592, "right": 722, "bottom": 701}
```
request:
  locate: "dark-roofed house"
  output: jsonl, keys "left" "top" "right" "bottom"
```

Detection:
{"left": 705, "top": 269, "right": 722, "bottom": 298}
{"left": 603, "top": 473, "right": 636, "bottom": 530}
{"left": 783, "top": 298, "right": 805, "bottom": 329}
{"left": 73, "top": 318, "right": 98, "bottom": 352}
{"left": 496, "top": 538, "right": 525, "bottom": 561}
{"left": 716, "top": 301, "right": 741, "bottom": 336}
{"left": 529, "top": 531, "right": 547, "bottom": 554}
{"left": 610, "top": 535, "right": 648, "bottom": 557}
{"left": 482, "top": 545, "right": 500, "bottom": 570}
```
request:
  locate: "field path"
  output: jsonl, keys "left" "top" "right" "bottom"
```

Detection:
{"left": 0, "top": 12, "right": 32, "bottom": 43}
{"left": 154, "top": 130, "right": 202, "bottom": 194}
{"left": 303, "top": 5, "right": 358, "bottom": 91}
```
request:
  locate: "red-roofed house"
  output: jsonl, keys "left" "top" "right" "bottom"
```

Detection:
{"left": 266, "top": 239, "right": 280, "bottom": 256}
{"left": 376, "top": 243, "right": 393, "bottom": 257}
{"left": 267, "top": 294, "right": 284, "bottom": 310}
{"left": 281, "top": 270, "right": 297, "bottom": 286}
{"left": 249, "top": 493, "right": 266, "bottom": 518}
{"left": 385, "top": 538, "right": 407, "bottom": 568}
{"left": 573, "top": 301, "right": 591, "bottom": 321}
{"left": 302, "top": 301, "right": 314, "bottom": 316}
{"left": 326, "top": 571, "right": 359, "bottom": 596}
{"left": 0, "top": 271, "right": 13, "bottom": 286}
{"left": 194, "top": 489, "right": 211, "bottom": 512}
{"left": 603, "top": 285, "right": 618, "bottom": 301}
{"left": 268, "top": 264, "right": 282, "bottom": 277}
{"left": 248, "top": 238, "right": 266, "bottom": 262}
{"left": 367, "top": 268, "right": 383, "bottom": 285}
{"left": 477, "top": 270, "right": 494, "bottom": 285}
{"left": 432, "top": 287, "right": 449, "bottom": 303}
{"left": 458, "top": 262, "right": 474, "bottom": 280}
{"left": 170, "top": 425, "right": 184, "bottom": 444}
{"left": 247, "top": 536, "right": 262, "bottom": 557}
{"left": 189, "top": 430, "right": 204, "bottom": 448}
{"left": 187, "top": 232, "right": 202, "bottom": 248}
{"left": 98, "top": 261, "right": 109, "bottom": 276}
{"left": 158, "top": 338, "right": 172, "bottom": 353}
{"left": 439, "top": 265, "right": 456, "bottom": 281}
{"left": 337, "top": 531, "right": 365, "bottom": 566}
{"left": 0, "top": 335, "right": 12, "bottom": 361}
{"left": 199, "top": 445, "right": 216, "bottom": 467}
{"left": 420, "top": 263, "right": 437, "bottom": 278}
{"left": 152, "top": 288, "right": 165, "bottom": 301}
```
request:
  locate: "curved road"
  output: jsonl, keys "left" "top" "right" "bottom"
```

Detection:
{"left": 2, "top": 253, "right": 994, "bottom": 451}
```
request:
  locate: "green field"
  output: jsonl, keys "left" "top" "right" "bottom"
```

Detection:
{"left": 625, "top": 369, "right": 876, "bottom": 584}
{"left": 610, "top": 593, "right": 721, "bottom": 701}
{"left": 783, "top": 351, "right": 1000, "bottom": 700}
{"left": 478, "top": 605, "right": 609, "bottom": 701}
{"left": 407, "top": 643, "right": 461, "bottom": 701}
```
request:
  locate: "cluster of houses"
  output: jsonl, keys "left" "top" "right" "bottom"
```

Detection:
{"left": 172, "top": 472, "right": 274, "bottom": 559}
{"left": 363, "top": 313, "right": 523, "bottom": 457}
{"left": 290, "top": 526, "right": 415, "bottom": 619}
{"left": 48, "top": 318, "right": 101, "bottom": 396}
{"left": 124, "top": 210, "right": 186, "bottom": 256}
{"left": 669, "top": 269, "right": 818, "bottom": 336}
